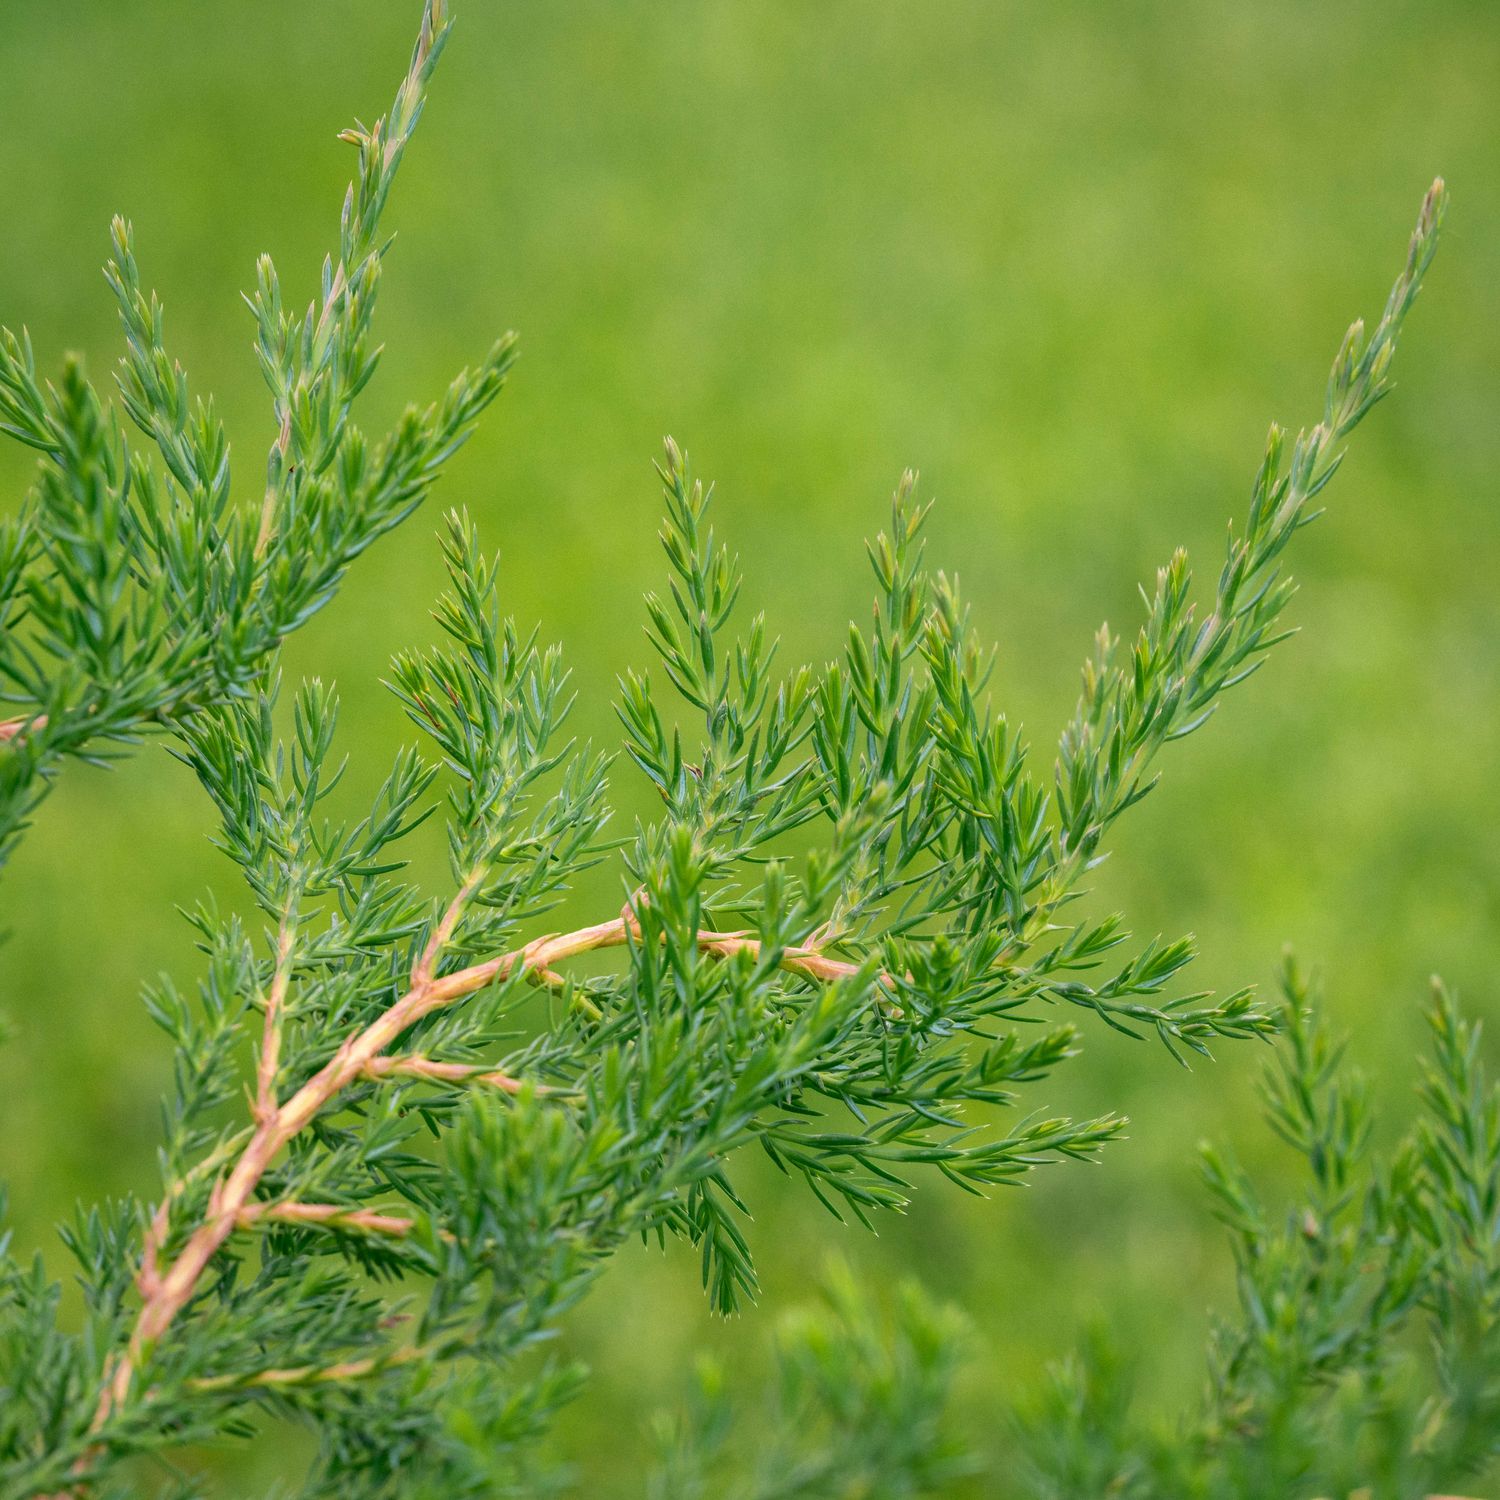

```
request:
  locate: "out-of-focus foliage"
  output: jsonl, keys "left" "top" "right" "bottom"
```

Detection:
{"left": 648, "top": 1262, "right": 981, "bottom": 1500}
{"left": 1013, "top": 968, "right": 1500, "bottom": 1497}
{"left": 0, "top": 0, "right": 1496, "bottom": 1493}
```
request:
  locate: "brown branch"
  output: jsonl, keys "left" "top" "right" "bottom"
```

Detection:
{"left": 411, "top": 873, "right": 479, "bottom": 989}
{"left": 696, "top": 929, "right": 862, "bottom": 985}
{"left": 95, "top": 907, "right": 874, "bottom": 1427}
{"left": 130, "top": 1134, "right": 244, "bottom": 1314}
{"left": 361, "top": 1054, "right": 526, "bottom": 1093}
{"left": 255, "top": 920, "right": 297, "bottom": 1122}
{"left": 236, "top": 1201, "right": 416, "bottom": 1238}
{"left": 0, "top": 712, "right": 45, "bottom": 745}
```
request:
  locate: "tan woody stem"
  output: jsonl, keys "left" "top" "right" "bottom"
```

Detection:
{"left": 95, "top": 908, "right": 873, "bottom": 1427}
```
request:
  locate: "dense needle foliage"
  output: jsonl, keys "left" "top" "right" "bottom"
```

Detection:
{"left": 1, "top": 3, "right": 1487, "bottom": 1496}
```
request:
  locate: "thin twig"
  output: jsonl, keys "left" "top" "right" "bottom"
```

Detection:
{"left": 361, "top": 1055, "right": 526, "bottom": 1093}
{"left": 236, "top": 1201, "right": 416, "bottom": 1238}
{"left": 410, "top": 871, "right": 480, "bottom": 988}
{"left": 254, "top": 407, "right": 293, "bottom": 558}
{"left": 187, "top": 1342, "right": 428, "bottom": 1395}
{"left": 255, "top": 918, "right": 297, "bottom": 1122}
{"left": 0, "top": 713, "right": 45, "bottom": 745}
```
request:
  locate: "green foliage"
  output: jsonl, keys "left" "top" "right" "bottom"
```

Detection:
{"left": 0, "top": 3, "right": 1463, "bottom": 1495}
{"left": 648, "top": 1262, "right": 979, "bottom": 1500}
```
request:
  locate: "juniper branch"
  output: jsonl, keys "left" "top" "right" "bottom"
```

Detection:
{"left": 0, "top": 4, "right": 1454, "bottom": 1491}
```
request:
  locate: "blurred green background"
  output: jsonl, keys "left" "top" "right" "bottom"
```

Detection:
{"left": 1, "top": 0, "right": 1497, "bottom": 1489}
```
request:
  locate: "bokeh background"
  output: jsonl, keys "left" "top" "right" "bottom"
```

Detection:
{"left": 1, "top": 1, "right": 1497, "bottom": 1489}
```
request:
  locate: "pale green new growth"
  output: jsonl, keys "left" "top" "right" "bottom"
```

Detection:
{"left": 0, "top": 3, "right": 1470, "bottom": 1496}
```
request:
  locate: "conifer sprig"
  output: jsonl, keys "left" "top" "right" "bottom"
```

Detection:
{"left": 0, "top": 0, "right": 509, "bottom": 874}
{"left": 1051, "top": 178, "right": 1444, "bottom": 899}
